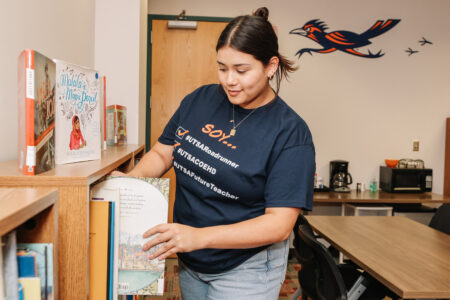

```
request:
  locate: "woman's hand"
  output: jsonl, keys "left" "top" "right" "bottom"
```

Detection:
{"left": 142, "top": 223, "right": 203, "bottom": 260}
{"left": 110, "top": 170, "right": 127, "bottom": 176}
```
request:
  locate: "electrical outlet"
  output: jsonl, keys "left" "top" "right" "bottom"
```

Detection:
{"left": 413, "top": 140, "right": 419, "bottom": 151}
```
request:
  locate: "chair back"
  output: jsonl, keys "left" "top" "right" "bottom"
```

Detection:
{"left": 293, "top": 214, "right": 318, "bottom": 299}
{"left": 429, "top": 204, "right": 450, "bottom": 235}
{"left": 294, "top": 214, "right": 347, "bottom": 300}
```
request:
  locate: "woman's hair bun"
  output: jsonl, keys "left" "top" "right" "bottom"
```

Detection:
{"left": 252, "top": 7, "right": 269, "bottom": 20}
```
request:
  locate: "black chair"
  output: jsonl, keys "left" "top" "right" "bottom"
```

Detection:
{"left": 429, "top": 204, "right": 450, "bottom": 235}
{"left": 291, "top": 214, "right": 395, "bottom": 300}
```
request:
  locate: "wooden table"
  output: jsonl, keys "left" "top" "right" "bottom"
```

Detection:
{"left": 0, "top": 145, "right": 144, "bottom": 299}
{"left": 314, "top": 190, "right": 450, "bottom": 204}
{"left": 306, "top": 216, "right": 450, "bottom": 299}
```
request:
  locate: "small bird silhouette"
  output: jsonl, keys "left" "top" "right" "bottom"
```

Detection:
{"left": 290, "top": 19, "right": 401, "bottom": 59}
{"left": 419, "top": 37, "right": 432, "bottom": 46}
{"left": 405, "top": 48, "right": 419, "bottom": 56}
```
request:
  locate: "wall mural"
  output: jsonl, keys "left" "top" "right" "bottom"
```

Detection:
{"left": 405, "top": 37, "right": 433, "bottom": 56}
{"left": 290, "top": 19, "right": 401, "bottom": 59}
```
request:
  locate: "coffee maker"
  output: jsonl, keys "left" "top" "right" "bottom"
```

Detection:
{"left": 330, "top": 160, "right": 353, "bottom": 193}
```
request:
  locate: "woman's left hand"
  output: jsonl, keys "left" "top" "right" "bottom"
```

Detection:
{"left": 142, "top": 223, "right": 202, "bottom": 260}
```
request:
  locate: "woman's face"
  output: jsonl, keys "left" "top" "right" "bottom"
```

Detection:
{"left": 74, "top": 119, "right": 80, "bottom": 130}
{"left": 217, "top": 46, "right": 277, "bottom": 109}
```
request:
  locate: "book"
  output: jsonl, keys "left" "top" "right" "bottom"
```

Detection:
{"left": 17, "top": 253, "right": 37, "bottom": 277}
{"left": 16, "top": 244, "right": 54, "bottom": 300}
{"left": 90, "top": 187, "right": 120, "bottom": 300}
{"left": 18, "top": 283, "right": 23, "bottom": 300}
{"left": 106, "top": 105, "right": 127, "bottom": 146}
{"left": 18, "top": 50, "right": 56, "bottom": 175}
{"left": 2, "top": 231, "right": 19, "bottom": 300}
{"left": 54, "top": 60, "right": 101, "bottom": 164}
{"left": 101, "top": 76, "right": 107, "bottom": 150}
{"left": 92, "top": 177, "right": 169, "bottom": 295}
{"left": 18, "top": 278, "right": 41, "bottom": 300}
{"left": 89, "top": 200, "right": 112, "bottom": 300}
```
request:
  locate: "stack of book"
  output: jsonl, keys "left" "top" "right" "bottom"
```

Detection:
{"left": 1, "top": 232, "right": 54, "bottom": 300}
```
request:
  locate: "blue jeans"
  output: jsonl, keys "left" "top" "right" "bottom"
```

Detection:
{"left": 178, "top": 240, "right": 289, "bottom": 300}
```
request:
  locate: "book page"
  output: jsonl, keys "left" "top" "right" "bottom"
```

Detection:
{"left": 92, "top": 177, "right": 168, "bottom": 295}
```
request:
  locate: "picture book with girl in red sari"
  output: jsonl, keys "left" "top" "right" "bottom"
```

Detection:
{"left": 54, "top": 60, "right": 101, "bottom": 164}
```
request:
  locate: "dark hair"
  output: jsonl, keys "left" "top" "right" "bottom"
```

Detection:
{"left": 216, "top": 7, "right": 297, "bottom": 93}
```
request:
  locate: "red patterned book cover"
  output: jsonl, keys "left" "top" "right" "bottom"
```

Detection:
{"left": 18, "top": 50, "right": 56, "bottom": 175}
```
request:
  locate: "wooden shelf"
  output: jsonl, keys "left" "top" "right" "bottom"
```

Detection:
{"left": 0, "top": 144, "right": 144, "bottom": 186}
{"left": 0, "top": 187, "right": 58, "bottom": 298}
{"left": 0, "top": 144, "right": 144, "bottom": 300}
{"left": 0, "top": 187, "right": 57, "bottom": 237}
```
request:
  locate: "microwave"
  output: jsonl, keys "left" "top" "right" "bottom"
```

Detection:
{"left": 379, "top": 166, "right": 432, "bottom": 193}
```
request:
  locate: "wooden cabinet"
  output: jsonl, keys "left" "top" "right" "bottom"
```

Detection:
{"left": 0, "top": 187, "right": 58, "bottom": 298}
{"left": 0, "top": 145, "right": 144, "bottom": 299}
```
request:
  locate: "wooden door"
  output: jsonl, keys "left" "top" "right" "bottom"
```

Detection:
{"left": 150, "top": 19, "right": 228, "bottom": 222}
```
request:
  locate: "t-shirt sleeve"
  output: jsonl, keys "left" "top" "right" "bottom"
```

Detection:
{"left": 158, "top": 106, "right": 181, "bottom": 145}
{"left": 264, "top": 143, "right": 315, "bottom": 210}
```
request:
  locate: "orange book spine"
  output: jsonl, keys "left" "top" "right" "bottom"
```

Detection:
{"left": 21, "top": 50, "right": 36, "bottom": 175}
{"left": 103, "top": 76, "right": 107, "bottom": 149}
{"left": 89, "top": 201, "right": 110, "bottom": 300}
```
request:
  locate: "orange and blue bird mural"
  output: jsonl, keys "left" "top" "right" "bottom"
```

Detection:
{"left": 290, "top": 19, "right": 400, "bottom": 59}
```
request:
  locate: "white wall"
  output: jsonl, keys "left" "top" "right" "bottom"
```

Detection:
{"left": 1, "top": 1, "right": 448, "bottom": 194}
{"left": 148, "top": 0, "right": 450, "bottom": 194}
{"left": 0, "top": 0, "right": 95, "bottom": 162}
{"left": 94, "top": 0, "right": 148, "bottom": 146}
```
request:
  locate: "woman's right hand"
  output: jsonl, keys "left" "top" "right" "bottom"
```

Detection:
{"left": 110, "top": 170, "right": 127, "bottom": 177}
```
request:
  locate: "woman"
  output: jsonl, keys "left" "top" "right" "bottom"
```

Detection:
{"left": 114, "top": 7, "right": 315, "bottom": 299}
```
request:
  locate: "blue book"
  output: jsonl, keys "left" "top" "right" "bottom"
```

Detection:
{"left": 17, "top": 254, "right": 37, "bottom": 277}
{"left": 18, "top": 282, "right": 24, "bottom": 300}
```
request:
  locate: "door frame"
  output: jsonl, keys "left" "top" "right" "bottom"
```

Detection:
{"left": 146, "top": 14, "right": 232, "bottom": 151}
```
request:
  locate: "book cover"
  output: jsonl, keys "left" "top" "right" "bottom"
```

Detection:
{"left": 17, "top": 244, "right": 54, "bottom": 300}
{"left": 90, "top": 186, "right": 120, "bottom": 300}
{"left": 93, "top": 177, "right": 169, "bottom": 295}
{"left": 54, "top": 60, "right": 101, "bottom": 164}
{"left": 89, "top": 200, "right": 111, "bottom": 300}
{"left": 18, "top": 278, "right": 41, "bottom": 300}
{"left": 17, "top": 253, "right": 37, "bottom": 277}
{"left": 106, "top": 105, "right": 127, "bottom": 146}
{"left": 2, "top": 231, "right": 19, "bottom": 300}
{"left": 18, "top": 50, "right": 56, "bottom": 175}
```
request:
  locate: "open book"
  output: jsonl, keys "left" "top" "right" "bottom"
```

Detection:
{"left": 91, "top": 176, "right": 169, "bottom": 296}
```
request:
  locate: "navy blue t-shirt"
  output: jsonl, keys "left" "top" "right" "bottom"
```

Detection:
{"left": 158, "top": 84, "right": 315, "bottom": 274}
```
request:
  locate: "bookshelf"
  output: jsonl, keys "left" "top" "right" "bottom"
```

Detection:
{"left": 0, "top": 187, "right": 58, "bottom": 298}
{"left": 0, "top": 145, "right": 144, "bottom": 299}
